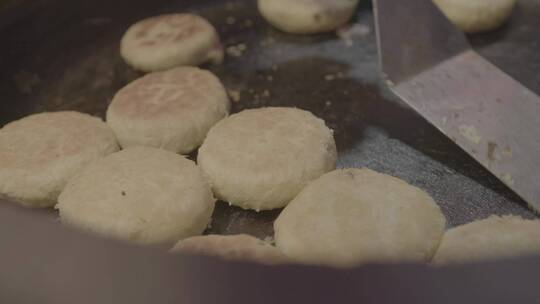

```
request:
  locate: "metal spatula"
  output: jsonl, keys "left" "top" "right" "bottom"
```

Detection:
{"left": 373, "top": 0, "right": 540, "bottom": 210}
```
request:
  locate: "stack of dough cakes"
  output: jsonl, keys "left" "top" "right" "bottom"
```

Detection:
{"left": 1, "top": 4, "right": 537, "bottom": 267}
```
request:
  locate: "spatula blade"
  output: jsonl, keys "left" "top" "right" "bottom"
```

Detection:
{"left": 373, "top": 0, "right": 540, "bottom": 210}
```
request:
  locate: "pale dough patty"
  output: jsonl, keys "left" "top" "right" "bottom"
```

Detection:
{"left": 433, "top": 0, "right": 516, "bottom": 33}
{"left": 0, "top": 111, "right": 119, "bottom": 208}
{"left": 120, "top": 14, "right": 223, "bottom": 72}
{"left": 258, "top": 0, "right": 359, "bottom": 34}
{"left": 57, "top": 147, "right": 215, "bottom": 245}
{"left": 171, "top": 234, "right": 286, "bottom": 264}
{"left": 433, "top": 215, "right": 540, "bottom": 265}
{"left": 274, "top": 168, "right": 446, "bottom": 267}
{"left": 197, "top": 107, "right": 337, "bottom": 211}
{"left": 106, "top": 67, "right": 230, "bottom": 154}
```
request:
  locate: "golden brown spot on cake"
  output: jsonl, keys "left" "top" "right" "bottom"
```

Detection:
{"left": 135, "top": 30, "right": 147, "bottom": 38}
{"left": 131, "top": 15, "right": 209, "bottom": 47}
{"left": 139, "top": 40, "right": 157, "bottom": 47}
{"left": 156, "top": 32, "right": 173, "bottom": 39}
{"left": 114, "top": 86, "right": 204, "bottom": 119}
{"left": 174, "top": 25, "right": 203, "bottom": 41}
{"left": 134, "top": 18, "right": 161, "bottom": 39}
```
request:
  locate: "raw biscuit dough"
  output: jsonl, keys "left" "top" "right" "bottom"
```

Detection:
{"left": 274, "top": 168, "right": 446, "bottom": 267}
{"left": 433, "top": 215, "right": 540, "bottom": 264}
{"left": 258, "top": 0, "right": 360, "bottom": 34}
{"left": 106, "top": 66, "right": 230, "bottom": 154}
{"left": 0, "top": 111, "right": 119, "bottom": 208}
{"left": 57, "top": 147, "right": 215, "bottom": 245}
{"left": 433, "top": 0, "right": 516, "bottom": 33}
{"left": 197, "top": 107, "right": 337, "bottom": 211}
{"left": 171, "top": 234, "right": 286, "bottom": 264}
{"left": 120, "top": 14, "right": 223, "bottom": 72}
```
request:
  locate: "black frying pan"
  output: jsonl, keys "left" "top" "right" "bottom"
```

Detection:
{"left": 1, "top": 0, "right": 540, "bottom": 303}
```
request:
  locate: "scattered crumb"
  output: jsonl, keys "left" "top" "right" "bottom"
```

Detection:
{"left": 325, "top": 100, "right": 332, "bottom": 106}
{"left": 501, "top": 173, "right": 515, "bottom": 186}
{"left": 267, "top": 75, "right": 274, "bottom": 82}
{"left": 271, "top": 64, "right": 278, "bottom": 71}
{"left": 226, "top": 43, "right": 247, "bottom": 57}
{"left": 337, "top": 23, "right": 371, "bottom": 46}
{"left": 263, "top": 236, "right": 275, "bottom": 244}
{"left": 384, "top": 79, "right": 395, "bottom": 87}
{"left": 344, "top": 40, "right": 354, "bottom": 47}
{"left": 487, "top": 142, "right": 498, "bottom": 162}
{"left": 226, "top": 16, "right": 236, "bottom": 25}
{"left": 324, "top": 74, "right": 336, "bottom": 81}
{"left": 458, "top": 125, "right": 482, "bottom": 144}
{"left": 262, "top": 90, "right": 270, "bottom": 98}
{"left": 228, "top": 89, "right": 241, "bottom": 102}
{"left": 503, "top": 146, "right": 513, "bottom": 157}
{"left": 336, "top": 72, "right": 344, "bottom": 78}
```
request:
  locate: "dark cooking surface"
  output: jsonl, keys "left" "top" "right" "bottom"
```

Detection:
{"left": 1, "top": 0, "right": 539, "bottom": 241}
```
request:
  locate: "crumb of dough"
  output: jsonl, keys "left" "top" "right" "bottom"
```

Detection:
{"left": 458, "top": 125, "right": 482, "bottom": 144}
{"left": 324, "top": 74, "right": 336, "bottom": 81}
{"left": 227, "top": 89, "right": 241, "bottom": 102}
{"left": 226, "top": 43, "right": 247, "bottom": 57}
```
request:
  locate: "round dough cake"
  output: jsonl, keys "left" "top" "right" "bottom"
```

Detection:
{"left": 106, "top": 67, "right": 230, "bottom": 154}
{"left": 171, "top": 234, "right": 286, "bottom": 264}
{"left": 274, "top": 168, "right": 446, "bottom": 267}
{"left": 57, "top": 147, "right": 215, "bottom": 245}
{"left": 432, "top": 215, "right": 540, "bottom": 265}
{"left": 120, "top": 14, "right": 223, "bottom": 72}
{"left": 258, "top": 0, "right": 359, "bottom": 34}
{"left": 0, "top": 111, "right": 119, "bottom": 208}
{"left": 433, "top": 0, "right": 516, "bottom": 33}
{"left": 197, "top": 107, "right": 337, "bottom": 211}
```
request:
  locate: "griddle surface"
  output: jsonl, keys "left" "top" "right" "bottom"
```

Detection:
{"left": 0, "top": 0, "right": 539, "bottom": 240}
